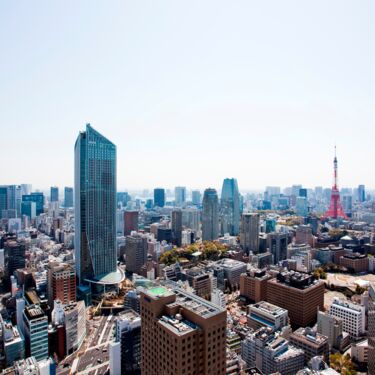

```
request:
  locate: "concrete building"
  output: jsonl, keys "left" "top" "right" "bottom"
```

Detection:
{"left": 186, "top": 267, "right": 212, "bottom": 300}
{"left": 23, "top": 305, "right": 49, "bottom": 361}
{"left": 47, "top": 262, "right": 76, "bottom": 307}
{"left": 215, "top": 259, "right": 247, "bottom": 290}
{"left": 112, "top": 309, "right": 141, "bottom": 375}
{"left": 328, "top": 298, "right": 365, "bottom": 339}
{"left": 266, "top": 271, "right": 324, "bottom": 328}
{"left": 339, "top": 253, "right": 369, "bottom": 273}
{"left": 240, "top": 213, "right": 260, "bottom": 254}
{"left": 248, "top": 301, "right": 288, "bottom": 332}
{"left": 241, "top": 327, "right": 305, "bottom": 375}
{"left": 368, "top": 283, "right": 375, "bottom": 375}
{"left": 289, "top": 327, "right": 329, "bottom": 364}
{"left": 295, "top": 225, "right": 313, "bottom": 246}
{"left": 63, "top": 301, "right": 86, "bottom": 355}
{"left": 317, "top": 311, "right": 349, "bottom": 351}
{"left": 240, "top": 268, "right": 272, "bottom": 303}
{"left": 1, "top": 319, "right": 25, "bottom": 367}
{"left": 140, "top": 283, "right": 227, "bottom": 375}
{"left": 268, "top": 232, "right": 289, "bottom": 264}
{"left": 125, "top": 233, "right": 148, "bottom": 274}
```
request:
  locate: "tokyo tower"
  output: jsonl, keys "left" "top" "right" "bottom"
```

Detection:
{"left": 322, "top": 146, "right": 348, "bottom": 220}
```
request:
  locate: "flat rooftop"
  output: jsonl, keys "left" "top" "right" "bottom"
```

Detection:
{"left": 158, "top": 315, "right": 197, "bottom": 336}
{"left": 251, "top": 301, "right": 287, "bottom": 316}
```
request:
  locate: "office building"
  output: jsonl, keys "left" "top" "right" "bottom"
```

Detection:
{"left": 74, "top": 124, "right": 119, "bottom": 287}
{"left": 112, "top": 310, "right": 141, "bottom": 375}
{"left": 64, "top": 187, "right": 73, "bottom": 208}
{"left": 240, "top": 268, "right": 272, "bottom": 303}
{"left": 295, "top": 196, "right": 308, "bottom": 217}
{"left": 240, "top": 213, "right": 260, "bottom": 254}
{"left": 4, "top": 238, "right": 26, "bottom": 282}
{"left": 23, "top": 305, "right": 49, "bottom": 361}
{"left": 21, "top": 201, "right": 36, "bottom": 219}
{"left": 182, "top": 208, "right": 200, "bottom": 233}
{"left": 22, "top": 192, "right": 44, "bottom": 216}
{"left": 63, "top": 301, "right": 86, "bottom": 355}
{"left": 50, "top": 186, "right": 59, "bottom": 202}
{"left": 368, "top": 284, "right": 375, "bottom": 375}
{"left": 47, "top": 262, "right": 76, "bottom": 307}
{"left": 171, "top": 209, "right": 183, "bottom": 246}
{"left": 328, "top": 298, "right": 365, "bottom": 339}
{"left": 241, "top": 327, "right": 305, "bottom": 375}
{"left": 1, "top": 319, "right": 25, "bottom": 367}
{"left": 140, "top": 284, "right": 227, "bottom": 375}
{"left": 186, "top": 267, "right": 212, "bottom": 299}
{"left": 267, "top": 271, "right": 324, "bottom": 328}
{"left": 220, "top": 178, "right": 240, "bottom": 236}
{"left": 295, "top": 225, "right": 313, "bottom": 246}
{"left": 0, "top": 186, "right": 8, "bottom": 216}
{"left": 174, "top": 186, "right": 186, "bottom": 207}
{"left": 358, "top": 184, "right": 366, "bottom": 202}
{"left": 215, "top": 258, "right": 247, "bottom": 290}
{"left": 192, "top": 190, "right": 201, "bottom": 206}
{"left": 125, "top": 233, "right": 148, "bottom": 274}
{"left": 248, "top": 301, "right": 288, "bottom": 332}
{"left": 154, "top": 188, "right": 165, "bottom": 208}
{"left": 268, "top": 232, "right": 289, "bottom": 264}
{"left": 339, "top": 253, "right": 369, "bottom": 273}
{"left": 124, "top": 210, "right": 139, "bottom": 236}
{"left": 317, "top": 311, "right": 348, "bottom": 351}
{"left": 202, "top": 188, "right": 219, "bottom": 241}
{"left": 289, "top": 327, "right": 329, "bottom": 364}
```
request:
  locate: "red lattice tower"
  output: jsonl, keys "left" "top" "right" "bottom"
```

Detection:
{"left": 322, "top": 147, "right": 348, "bottom": 220}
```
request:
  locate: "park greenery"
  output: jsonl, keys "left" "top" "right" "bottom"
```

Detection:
{"left": 159, "top": 241, "right": 229, "bottom": 266}
{"left": 330, "top": 353, "right": 357, "bottom": 375}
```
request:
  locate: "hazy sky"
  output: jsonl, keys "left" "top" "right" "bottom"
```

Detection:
{"left": 1, "top": 1, "right": 374, "bottom": 191}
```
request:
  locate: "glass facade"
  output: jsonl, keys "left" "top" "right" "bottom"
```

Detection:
{"left": 220, "top": 178, "right": 240, "bottom": 236}
{"left": 75, "top": 124, "right": 117, "bottom": 284}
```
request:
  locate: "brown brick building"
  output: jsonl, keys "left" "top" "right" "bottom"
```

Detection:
{"left": 339, "top": 253, "right": 369, "bottom": 273}
{"left": 239, "top": 268, "right": 272, "bottom": 303}
{"left": 140, "top": 284, "right": 227, "bottom": 375}
{"left": 47, "top": 262, "right": 76, "bottom": 307}
{"left": 266, "top": 271, "right": 324, "bottom": 328}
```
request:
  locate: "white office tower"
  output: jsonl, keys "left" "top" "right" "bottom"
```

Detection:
{"left": 51, "top": 300, "right": 65, "bottom": 325}
{"left": 109, "top": 341, "right": 121, "bottom": 375}
{"left": 211, "top": 288, "right": 226, "bottom": 308}
{"left": 329, "top": 298, "right": 365, "bottom": 339}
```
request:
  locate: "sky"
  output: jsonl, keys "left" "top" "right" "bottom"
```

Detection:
{"left": 0, "top": 1, "right": 374, "bottom": 192}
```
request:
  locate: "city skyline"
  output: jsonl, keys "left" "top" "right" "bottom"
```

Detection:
{"left": 1, "top": 1, "right": 375, "bottom": 189}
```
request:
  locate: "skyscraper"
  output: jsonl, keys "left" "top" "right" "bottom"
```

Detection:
{"left": 174, "top": 186, "right": 186, "bottom": 207}
{"left": 153, "top": 188, "right": 165, "bottom": 208}
{"left": 50, "top": 186, "right": 59, "bottom": 202}
{"left": 358, "top": 184, "right": 366, "bottom": 203}
{"left": 240, "top": 213, "right": 260, "bottom": 254}
{"left": 64, "top": 187, "right": 74, "bottom": 208}
{"left": 74, "top": 124, "right": 117, "bottom": 285}
{"left": 202, "top": 188, "right": 219, "bottom": 241}
{"left": 191, "top": 190, "right": 201, "bottom": 206}
{"left": 220, "top": 178, "right": 240, "bottom": 236}
{"left": 22, "top": 193, "right": 44, "bottom": 216}
{"left": 171, "top": 209, "right": 183, "bottom": 246}
{"left": 124, "top": 210, "right": 139, "bottom": 236}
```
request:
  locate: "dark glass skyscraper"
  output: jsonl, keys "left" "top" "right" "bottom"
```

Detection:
{"left": 153, "top": 188, "right": 165, "bottom": 208}
{"left": 22, "top": 193, "right": 44, "bottom": 216}
{"left": 220, "top": 178, "right": 240, "bottom": 236}
{"left": 50, "top": 186, "right": 59, "bottom": 202}
{"left": 202, "top": 188, "right": 219, "bottom": 241}
{"left": 74, "top": 124, "right": 117, "bottom": 285}
{"left": 64, "top": 187, "right": 74, "bottom": 208}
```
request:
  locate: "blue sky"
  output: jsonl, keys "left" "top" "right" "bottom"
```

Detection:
{"left": 0, "top": 1, "right": 374, "bottom": 191}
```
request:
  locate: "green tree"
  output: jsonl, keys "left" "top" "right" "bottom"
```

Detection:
{"left": 330, "top": 353, "right": 357, "bottom": 375}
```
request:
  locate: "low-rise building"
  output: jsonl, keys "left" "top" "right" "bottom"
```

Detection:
{"left": 248, "top": 301, "right": 288, "bottom": 332}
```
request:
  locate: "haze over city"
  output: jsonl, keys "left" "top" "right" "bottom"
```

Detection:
{"left": 1, "top": 0, "right": 375, "bottom": 190}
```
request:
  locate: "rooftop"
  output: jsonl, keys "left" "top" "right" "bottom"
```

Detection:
{"left": 24, "top": 305, "right": 45, "bottom": 320}
{"left": 158, "top": 315, "right": 197, "bottom": 336}
{"left": 292, "top": 327, "right": 328, "bottom": 345}
{"left": 251, "top": 301, "right": 288, "bottom": 316}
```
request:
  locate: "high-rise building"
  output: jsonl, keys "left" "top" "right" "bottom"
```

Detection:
{"left": 63, "top": 301, "right": 86, "bottom": 355}
{"left": 23, "top": 305, "right": 49, "bottom": 361}
{"left": 140, "top": 284, "right": 227, "bottom": 375}
{"left": 64, "top": 187, "right": 74, "bottom": 208}
{"left": 358, "top": 184, "right": 366, "bottom": 202}
{"left": 125, "top": 233, "right": 148, "bottom": 274}
{"left": 268, "top": 232, "right": 289, "bottom": 264}
{"left": 112, "top": 310, "right": 141, "bottom": 375}
{"left": 191, "top": 190, "right": 201, "bottom": 206}
{"left": 22, "top": 192, "right": 44, "bottom": 216}
{"left": 153, "top": 188, "right": 165, "bottom": 208}
{"left": 74, "top": 124, "right": 117, "bottom": 286}
{"left": 1, "top": 319, "right": 25, "bottom": 367}
{"left": 240, "top": 213, "right": 260, "bottom": 254}
{"left": 202, "top": 188, "right": 219, "bottom": 241}
{"left": 47, "top": 262, "right": 76, "bottom": 307}
{"left": 240, "top": 268, "right": 272, "bottom": 303}
{"left": 124, "top": 210, "right": 139, "bottom": 236}
{"left": 266, "top": 271, "right": 324, "bottom": 328}
{"left": 220, "top": 178, "right": 240, "bottom": 236}
{"left": 174, "top": 186, "right": 186, "bottom": 207}
{"left": 328, "top": 298, "right": 365, "bottom": 339}
{"left": 171, "top": 209, "right": 182, "bottom": 246}
{"left": 182, "top": 208, "right": 200, "bottom": 233}
{"left": 368, "top": 284, "right": 375, "bottom": 375}
{"left": 50, "top": 186, "right": 59, "bottom": 202}
{"left": 4, "top": 238, "right": 26, "bottom": 282}
{"left": 295, "top": 196, "right": 308, "bottom": 217}
{"left": 21, "top": 201, "right": 36, "bottom": 219}
{"left": 0, "top": 186, "right": 8, "bottom": 217}
{"left": 317, "top": 311, "right": 347, "bottom": 350}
